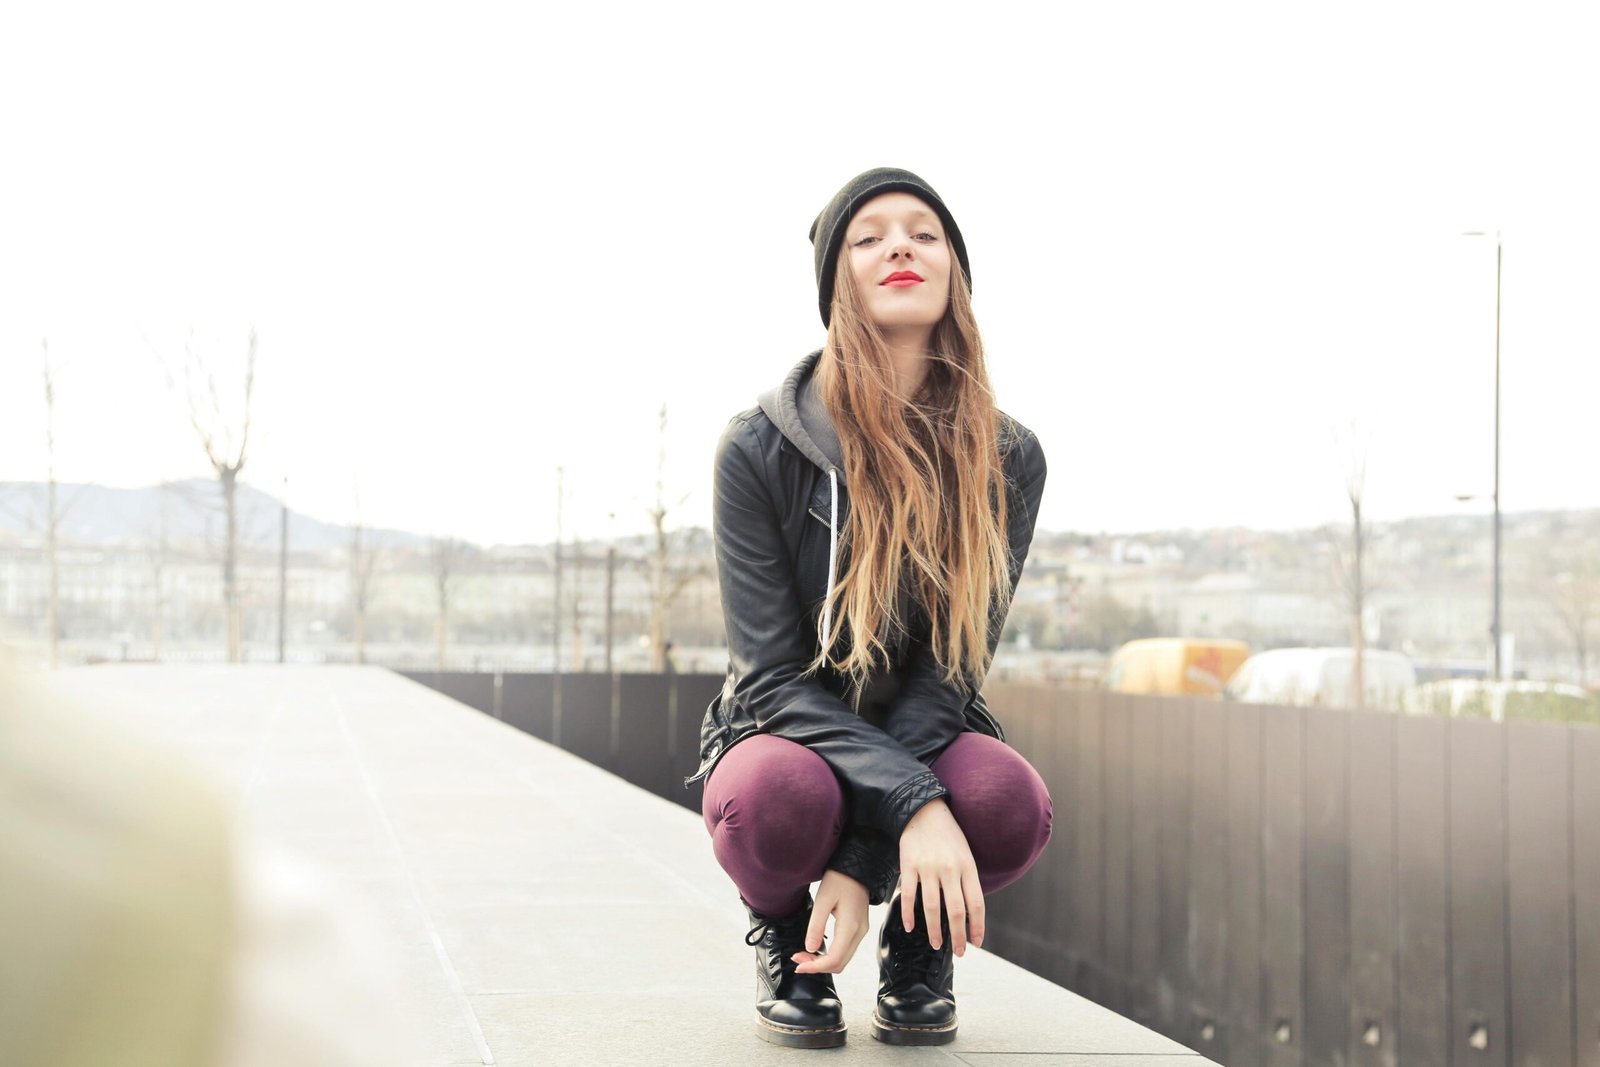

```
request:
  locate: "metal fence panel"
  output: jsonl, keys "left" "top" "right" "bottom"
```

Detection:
{"left": 1303, "top": 707, "right": 1351, "bottom": 1067}
{"left": 1506, "top": 721, "right": 1574, "bottom": 1067}
{"left": 1012, "top": 685, "right": 1064, "bottom": 983}
{"left": 1227, "top": 701, "right": 1266, "bottom": 1067}
{"left": 1073, "top": 689, "right": 1106, "bottom": 1003}
{"left": 500, "top": 673, "right": 555, "bottom": 742}
{"left": 1396, "top": 715, "right": 1449, "bottom": 1067}
{"left": 1347, "top": 712, "right": 1398, "bottom": 1067}
{"left": 1038, "top": 684, "right": 1076, "bottom": 987}
{"left": 1189, "top": 698, "right": 1230, "bottom": 1058}
{"left": 400, "top": 670, "right": 496, "bottom": 716}
{"left": 1102, "top": 692, "right": 1135, "bottom": 1018}
{"left": 1576, "top": 726, "right": 1600, "bottom": 1067}
{"left": 1128, "top": 698, "right": 1165, "bottom": 1032}
{"left": 558, "top": 674, "right": 614, "bottom": 772}
{"left": 617, "top": 674, "right": 674, "bottom": 800}
{"left": 1261, "top": 707, "right": 1306, "bottom": 1067}
{"left": 1450, "top": 718, "right": 1509, "bottom": 1067}
{"left": 1158, "top": 703, "right": 1193, "bottom": 1036}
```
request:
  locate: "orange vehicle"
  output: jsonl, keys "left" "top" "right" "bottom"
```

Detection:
{"left": 1101, "top": 638, "right": 1252, "bottom": 698}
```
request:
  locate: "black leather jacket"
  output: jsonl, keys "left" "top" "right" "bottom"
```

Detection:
{"left": 689, "top": 351, "right": 1048, "bottom": 902}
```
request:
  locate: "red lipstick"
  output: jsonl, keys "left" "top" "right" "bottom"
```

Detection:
{"left": 881, "top": 271, "right": 924, "bottom": 287}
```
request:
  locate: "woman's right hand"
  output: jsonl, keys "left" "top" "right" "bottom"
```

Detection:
{"left": 792, "top": 869, "right": 869, "bottom": 975}
{"left": 897, "top": 798, "right": 984, "bottom": 955}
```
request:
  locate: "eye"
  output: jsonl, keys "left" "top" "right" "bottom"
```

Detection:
{"left": 852, "top": 235, "right": 881, "bottom": 247}
{"left": 913, "top": 231, "right": 939, "bottom": 243}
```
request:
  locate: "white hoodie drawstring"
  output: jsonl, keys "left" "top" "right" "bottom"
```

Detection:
{"left": 820, "top": 468, "right": 839, "bottom": 654}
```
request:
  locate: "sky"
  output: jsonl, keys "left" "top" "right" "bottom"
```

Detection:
{"left": 3, "top": 2, "right": 1597, "bottom": 548}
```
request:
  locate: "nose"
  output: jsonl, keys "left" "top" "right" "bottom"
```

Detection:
{"left": 887, "top": 233, "right": 916, "bottom": 260}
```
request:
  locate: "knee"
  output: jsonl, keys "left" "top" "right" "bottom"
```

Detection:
{"left": 1022, "top": 781, "right": 1054, "bottom": 853}
{"left": 704, "top": 735, "right": 844, "bottom": 861}
{"left": 972, "top": 786, "right": 1051, "bottom": 893}
{"left": 730, "top": 734, "right": 844, "bottom": 817}
{"left": 984, "top": 774, "right": 1053, "bottom": 871}
{"left": 937, "top": 735, "right": 1052, "bottom": 875}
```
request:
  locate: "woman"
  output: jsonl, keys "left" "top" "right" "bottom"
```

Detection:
{"left": 691, "top": 167, "right": 1052, "bottom": 1048}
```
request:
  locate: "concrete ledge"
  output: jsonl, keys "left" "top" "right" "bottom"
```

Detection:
{"left": 52, "top": 665, "right": 1217, "bottom": 1067}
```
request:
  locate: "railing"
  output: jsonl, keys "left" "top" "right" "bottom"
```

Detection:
{"left": 400, "top": 670, "right": 1600, "bottom": 1067}
{"left": 397, "top": 669, "right": 718, "bottom": 812}
{"left": 983, "top": 686, "right": 1599, "bottom": 1067}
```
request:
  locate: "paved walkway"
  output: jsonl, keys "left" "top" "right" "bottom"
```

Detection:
{"left": 53, "top": 665, "right": 1217, "bottom": 1067}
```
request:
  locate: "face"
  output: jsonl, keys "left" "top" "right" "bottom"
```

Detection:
{"left": 843, "top": 191, "right": 952, "bottom": 336}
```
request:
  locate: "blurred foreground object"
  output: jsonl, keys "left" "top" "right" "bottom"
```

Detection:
{"left": 0, "top": 658, "right": 412, "bottom": 1066}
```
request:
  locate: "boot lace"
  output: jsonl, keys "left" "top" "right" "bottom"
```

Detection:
{"left": 889, "top": 928, "right": 943, "bottom": 980}
{"left": 745, "top": 908, "right": 809, "bottom": 949}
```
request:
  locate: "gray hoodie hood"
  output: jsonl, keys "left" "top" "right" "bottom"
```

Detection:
{"left": 756, "top": 349, "right": 843, "bottom": 477}
{"left": 757, "top": 349, "right": 846, "bottom": 653}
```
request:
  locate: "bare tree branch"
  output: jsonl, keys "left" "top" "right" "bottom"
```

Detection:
{"left": 237, "top": 328, "right": 256, "bottom": 471}
{"left": 645, "top": 404, "right": 706, "bottom": 671}
{"left": 430, "top": 534, "right": 465, "bottom": 670}
{"left": 43, "top": 339, "right": 62, "bottom": 667}
{"left": 153, "top": 327, "right": 258, "bottom": 662}
{"left": 1331, "top": 420, "right": 1373, "bottom": 709}
{"left": 349, "top": 482, "right": 380, "bottom": 665}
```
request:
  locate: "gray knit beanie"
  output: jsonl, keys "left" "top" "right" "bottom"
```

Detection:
{"left": 808, "top": 167, "right": 971, "bottom": 327}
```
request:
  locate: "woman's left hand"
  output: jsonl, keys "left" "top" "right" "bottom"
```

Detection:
{"left": 897, "top": 798, "right": 984, "bottom": 955}
{"left": 791, "top": 869, "right": 869, "bottom": 974}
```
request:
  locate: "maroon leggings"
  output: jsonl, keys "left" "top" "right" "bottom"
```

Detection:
{"left": 702, "top": 731, "right": 1053, "bottom": 916}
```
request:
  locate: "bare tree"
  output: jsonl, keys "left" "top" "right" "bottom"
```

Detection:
{"left": 147, "top": 481, "right": 173, "bottom": 662}
{"left": 430, "top": 535, "right": 464, "bottom": 671}
{"left": 1329, "top": 424, "right": 1373, "bottom": 709}
{"left": 349, "top": 487, "right": 380, "bottom": 665}
{"left": 569, "top": 536, "right": 586, "bottom": 670}
{"left": 158, "top": 328, "right": 257, "bottom": 662}
{"left": 1077, "top": 589, "right": 1160, "bottom": 652}
{"left": 1546, "top": 546, "right": 1599, "bottom": 685}
{"left": 646, "top": 405, "right": 704, "bottom": 672}
{"left": 42, "top": 339, "right": 63, "bottom": 667}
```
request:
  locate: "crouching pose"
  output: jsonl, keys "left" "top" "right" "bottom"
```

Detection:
{"left": 690, "top": 167, "right": 1053, "bottom": 1047}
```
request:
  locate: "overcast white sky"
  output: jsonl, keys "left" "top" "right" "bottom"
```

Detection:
{"left": 3, "top": 2, "right": 1596, "bottom": 547}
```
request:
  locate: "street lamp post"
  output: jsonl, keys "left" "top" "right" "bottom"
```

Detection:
{"left": 1463, "top": 231, "right": 1503, "bottom": 680}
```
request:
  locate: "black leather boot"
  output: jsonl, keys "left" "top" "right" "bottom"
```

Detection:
{"left": 872, "top": 889, "right": 957, "bottom": 1044}
{"left": 744, "top": 895, "right": 847, "bottom": 1047}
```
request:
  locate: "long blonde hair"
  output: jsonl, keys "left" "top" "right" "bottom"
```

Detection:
{"left": 811, "top": 248, "right": 1012, "bottom": 690}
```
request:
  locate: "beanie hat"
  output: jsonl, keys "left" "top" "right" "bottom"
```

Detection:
{"left": 808, "top": 166, "right": 971, "bottom": 328}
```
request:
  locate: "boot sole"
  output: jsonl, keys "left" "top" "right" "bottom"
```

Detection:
{"left": 756, "top": 1019, "right": 848, "bottom": 1048}
{"left": 870, "top": 1014, "right": 958, "bottom": 1045}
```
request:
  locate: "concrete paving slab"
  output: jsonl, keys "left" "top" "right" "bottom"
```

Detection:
{"left": 51, "top": 665, "right": 1218, "bottom": 1067}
